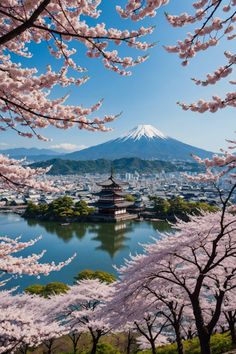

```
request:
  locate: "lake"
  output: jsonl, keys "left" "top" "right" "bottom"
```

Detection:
{"left": 0, "top": 212, "right": 171, "bottom": 292}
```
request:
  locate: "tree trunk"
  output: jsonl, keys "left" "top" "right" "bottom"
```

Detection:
{"left": 174, "top": 324, "right": 184, "bottom": 354}
{"left": 72, "top": 340, "right": 77, "bottom": 354}
{"left": 229, "top": 321, "right": 236, "bottom": 345}
{"left": 187, "top": 329, "right": 193, "bottom": 340}
{"left": 150, "top": 340, "right": 157, "bottom": 354}
{"left": 44, "top": 339, "right": 54, "bottom": 354}
{"left": 90, "top": 337, "right": 99, "bottom": 354}
{"left": 191, "top": 297, "right": 211, "bottom": 354}
{"left": 126, "top": 330, "right": 132, "bottom": 354}
{"left": 69, "top": 333, "right": 80, "bottom": 354}
{"left": 20, "top": 345, "right": 29, "bottom": 354}
{"left": 198, "top": 332, "right": 211, "bottom": 354}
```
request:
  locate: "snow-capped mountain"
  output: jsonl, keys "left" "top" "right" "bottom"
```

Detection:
{"left": 65, "top": 124, "right": 214, "bottom": 161}
{"left": 121, "top": 124, "right": 166, "bottom": 141}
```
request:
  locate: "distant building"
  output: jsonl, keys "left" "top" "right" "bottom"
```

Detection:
{"left": 94, "top": 173, "right": 137, "bottom": 222}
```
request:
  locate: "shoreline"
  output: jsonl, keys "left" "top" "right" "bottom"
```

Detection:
{"left": 0, "top": 206, "right": 172, "bottom": 223}
{"left": 0, "top": 205, "right": 26, "bottom": 214}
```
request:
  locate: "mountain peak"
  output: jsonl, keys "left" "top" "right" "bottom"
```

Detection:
{"left": 65, "top": 123, "right": 213, "bottom": 161}
{"left": 121, "top": 124, "right": 166, "bottom": 141}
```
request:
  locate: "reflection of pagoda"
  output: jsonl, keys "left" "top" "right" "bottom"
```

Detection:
{"left": 94, "top": 172, "right": 137, "bottom": 222}
{"left": 92, "top": 222, "right": 134, "bottom": 258}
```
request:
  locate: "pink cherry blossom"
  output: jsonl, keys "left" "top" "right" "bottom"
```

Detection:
{"left": 165, "top": 1, "right": 236, "bottom": 112}
{"left": 0, "top": 235, "right": 75, "bottom": 286}
{"left": 0, "top": 0, "right": 164, "bottom": 140}
{"left": 0, "top": 153, "right": 58, "bottom": 191}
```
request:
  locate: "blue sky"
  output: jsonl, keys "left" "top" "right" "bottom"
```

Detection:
{"left": 1, "top": 0, "right": 235, "bottom": 153}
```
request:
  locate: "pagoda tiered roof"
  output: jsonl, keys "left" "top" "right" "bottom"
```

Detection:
{"left": 96, "top": 175, "right": 128, "bottom": 187}
{"left": 94, "top": 190, "right": 128, "bottom": 197}
{"left": 96, "top": 201, "right": 133, "bottom": 209}
{"left": 93, "top": 172, "right": 137, "bottom": 221}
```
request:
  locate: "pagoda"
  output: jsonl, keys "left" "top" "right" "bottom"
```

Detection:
{"left": 94, "top": 172, "right": 137, "bottom": 222}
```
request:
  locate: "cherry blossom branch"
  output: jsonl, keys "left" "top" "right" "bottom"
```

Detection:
{"left": 165, "top": 0, "right": 236, "bottom": 112}
{"left": 0, "top": 154, "right": 58, "bottom": 192}
{"left": 0, "top": 0, "right": 50, "bottom": 46}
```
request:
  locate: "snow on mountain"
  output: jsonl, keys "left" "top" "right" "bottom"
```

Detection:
{"left": 65, "top": 124, "right": 214, "bottom": 161}
{"left": 120, "top": 125, "right": 166, "bottom": 141}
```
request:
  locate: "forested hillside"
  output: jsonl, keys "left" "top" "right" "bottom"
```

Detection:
{"left": 31, "top": 158, "right": 204, "bottom": 175}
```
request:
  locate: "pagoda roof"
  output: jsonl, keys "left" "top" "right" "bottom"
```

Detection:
{"left": 94, "top": 191, "right": 128, "bottom": 197}
{"left": 97, "top": 175, "right": 128, "bottom": 187}
{"left": 97, "top": 201, "right": 133, "bottom": 208}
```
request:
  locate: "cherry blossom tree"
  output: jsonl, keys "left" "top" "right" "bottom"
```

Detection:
{"left": 221, "top": 289, "right": 236, "bottom": 344}
{"left": 51, "top": 279, "right": 114, "bottom": 354}
{"left": 133, "top": 314, "right": 169, "bottom": 354}
{"left": 0, "top": 0, "right": 169, "bottom": 140}
{"left": 187, "top": 136, "right": 236, "bottom": 195}
{"left": 0, "top": 156, "right": 75, "bottom": 291}
{"left": 108, "top": 291, "right": 170, "bottom": 354}
{"left": 113, "top": 210, "right": 236, "bottom": 354}
{"left": 110, "top": 278, "right": 190, "bottom": 354}
{"left": 165, "top": 0, "right": 236, "bottom": 113}
{"left": 124, "top": 327, "right": 136, "bottom": 354}
{"left": 0, "top": 291, "right": 65, "bottom": 354}
{"left": 136, "top": 333, "right": 168, "bottom": 353}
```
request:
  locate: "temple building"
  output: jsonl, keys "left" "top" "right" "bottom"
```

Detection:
{"left": 94, "top": 173, "right": 137, "bottom": 222}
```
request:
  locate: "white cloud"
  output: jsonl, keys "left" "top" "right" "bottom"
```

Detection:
{"left": 50, "top": 143, "right": 87, "bottom": 151}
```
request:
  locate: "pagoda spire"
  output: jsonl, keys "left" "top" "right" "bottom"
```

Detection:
{"left": 110, "top": 166, "right": 114, "bottom": 179}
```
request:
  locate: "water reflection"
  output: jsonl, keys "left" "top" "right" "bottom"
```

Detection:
{"left": 0, "top": 213, "right": 174, "bottom": 291}
{"left": 26, "top": 218, "right": 135, "bottom": 257}
{"left": 91, "top": 223, "right": 134, "bottom": 258}
{"left": 25, "top": 218, "right": 171, "bottom": 258}
{"left": 26, "top": 218, "right": 89, "bottom": 241}
{"left": 152, "top": 220, "right": 172, "bottom": 234}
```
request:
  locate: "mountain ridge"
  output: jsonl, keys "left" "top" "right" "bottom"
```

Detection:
{"left": 30, "top": 157, "right": 205, "bottom": 175}
{"left": 0, "top": 147, "right": 63, "bottom": 161}
{"left": 65, "top": 124, "right": 214, "bottom": 161}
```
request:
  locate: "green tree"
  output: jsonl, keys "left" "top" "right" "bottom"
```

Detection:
{"left": 95, "top": 343, "right": 121, "bottom": 354}
{"left": 24, "top": 201, "right": 40, "bottom": 217}
{"left": 125, "top": 194, "right": 136, "bottom": 202}
{"left": 25, "top": 282, "right": 69, "bottom": 298}
{"left": 152, "top": 197, "right": 171, "bottom": 217}
{"left": 74, "top": 200, "right": 95, "bottom": 216}
{"left": 47, "top": 196, "right": 74, "bottom": 218}
{"left": 25, "top": 284, "right": 44, "bottom": 296}
{"left": 150, "top": 196, "right": 218, "bottom": 222}
{"left": 24, "top": 196, "right": 95, "bottom": 220}
{"left": 74, "top": 270, "right": 116, "bottom": 284}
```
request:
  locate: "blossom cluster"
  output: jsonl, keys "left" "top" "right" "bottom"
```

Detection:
{"left": 116, "top": 0, "right": 169, "bottom": 21}
{"left": 0, "top": 153, "right": 58, "bottom": 191}
{"left": 0, "top": 0, "right": 168, "bottom": 139}
{"left": 185, "top": 138, "right": 236, "bottom": 201}
{"left": 0, "top": 235, "right": 75, "bottom": 286}
{"left": 165, "top": 0, "right": 236, "bottom": 112}
{"left": 0, "top": 279, "right": 112, "bottom": 353}
{"left": 178, "top": 91, "right": 236, "bottom": 113}
{"left": 191, "top": 51, "right": 236, "bottom": 86}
